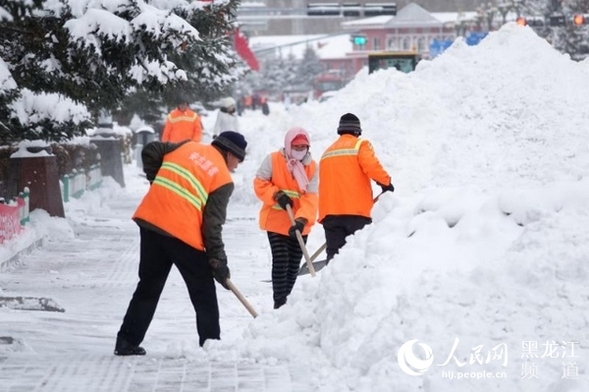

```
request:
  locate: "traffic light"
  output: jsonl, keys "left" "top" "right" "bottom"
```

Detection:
{"left": 573, "top": 14, "right": 589, "bottom": 25}
{"left": 351, "top": 34, "right": 367, "bottom": 46}
{"left": 527, "top": 17, "right": 545, "bottom": 27}
{"left": 515, "top": 17, "right": 544, "bottom": 27}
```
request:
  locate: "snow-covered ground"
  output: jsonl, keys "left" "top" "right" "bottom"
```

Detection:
{"left": 1, "top": 23, "right": 588, "bottom": 391}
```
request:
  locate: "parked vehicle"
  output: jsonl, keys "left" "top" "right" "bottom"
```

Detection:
{"left": 368, "top": 51, "right": 421, "bottom": 74}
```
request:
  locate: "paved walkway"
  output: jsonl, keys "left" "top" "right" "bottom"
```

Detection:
{"left": 0, "top": 176, "right": 319, "bottom": 391}
{"left": 0, "top": 355, "right": 316, "bottom": 392}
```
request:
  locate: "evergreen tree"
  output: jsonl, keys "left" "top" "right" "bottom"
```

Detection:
{"left": 240, "top": 53, "right": 302, "bottom": 98}
{"left": 560, "top": 0, "right": 589, "bottom": 60}
{"left": 294, "top": 46, "right": 324, "bottom": 88}
{"left": 522, "top": 0, "right": 589, "bottom": 61}
{"left": 0, "top": 0, "right": 244, "bottom": 143}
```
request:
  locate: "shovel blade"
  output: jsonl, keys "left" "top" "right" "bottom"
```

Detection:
{"left": 298, "top": 259, "right": 328, "bottom": 276}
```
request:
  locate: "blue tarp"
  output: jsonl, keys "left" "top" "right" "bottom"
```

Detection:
{"left": 466, "top": 31, "right": 489, "bottom": 46}
{"left": 429, "top": 32, "right": 489, "bottom": 58}
{"left": 429, "top": 39, "right": 454, "bottom": 58}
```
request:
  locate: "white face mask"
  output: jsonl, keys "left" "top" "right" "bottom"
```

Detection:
{"left": 290, "top": 149, "right": 307, "bottom": 161}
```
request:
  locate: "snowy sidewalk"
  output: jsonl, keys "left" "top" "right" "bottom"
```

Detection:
{"left": 1, "top": 355, "right": 315, "bottom": 392}
{"left": 0, "top": 171, "right": 319, "bottom": 391}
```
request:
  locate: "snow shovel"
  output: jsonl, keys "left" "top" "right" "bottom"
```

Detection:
{"left": 298, "top": 190, "right": 388, "bottom": 276}
{"left": 259, "top": 244, "right": 326, "bottom": 282}
{"left": 226, "top": 279, "right": 258, "bottom": 318}
{"left": 286, "top": 204, "right": 316, "bottom": 277}
{"left": 297, "top": 243, "right": 327, "bottom": 276}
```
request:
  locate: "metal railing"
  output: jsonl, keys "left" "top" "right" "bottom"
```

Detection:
{"left": 60, "top": 164, "right": 103, "bottom": 203}
{"left": 0, "top": 188, "right": 30, "bottom": 244}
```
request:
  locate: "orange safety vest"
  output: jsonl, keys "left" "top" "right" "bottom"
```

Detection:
{"left": 133, "top": 142, "right": 232, "bottom": 250}
{"left": 318, "top": 135, "right": 390, "bottom": 222}
{"left": 161, "top": 108, "right": 203, "bottom": 143}
{"left": 254, "top": 151, "right": 318, "bottom": 236}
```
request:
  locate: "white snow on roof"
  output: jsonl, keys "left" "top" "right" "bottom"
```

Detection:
{"left": 342, "top": 4, "right": 479, "bottom": 29}
{"left": 432, "top": 11, "right": 479, "bottom": 24}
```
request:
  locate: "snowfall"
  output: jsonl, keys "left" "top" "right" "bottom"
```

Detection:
{"left": 1, "top": 23, "right": 589, "bottom": 391}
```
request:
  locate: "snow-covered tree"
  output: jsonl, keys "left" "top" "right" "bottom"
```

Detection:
{"left": 521, "top": 0, "right": 589, "bottom": 60}
{"left": 239, "top": 53, "right": 300, "bottom": 98}
{"left": 0, "top": 0, "right": 244, "bottom": 143}
{"left": 294, "top": 46, "right": 324, "bottom": 88}
{"left": 559, "top": 0, "right": 589, "bottom": 59}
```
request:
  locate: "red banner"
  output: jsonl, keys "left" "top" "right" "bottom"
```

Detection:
{"left": 234, "top": 28, "right": 260, "bottom": 71}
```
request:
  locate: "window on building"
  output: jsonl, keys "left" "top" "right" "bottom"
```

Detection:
{"left": 373, "top": 37, "right": 380, "bottom": 51}
{"left": 402, "top": 37, "right": 411, "bottom": 51}
{"left": 387, "top": 37, "right": 398, "bottom": 50}
{"left": 417, "top": 37, "right": 426, "bottom": 51}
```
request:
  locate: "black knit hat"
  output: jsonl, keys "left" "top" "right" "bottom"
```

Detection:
{"left": 337, "top": 113, "right": 362, "bottom": 135}
{"left": 212, "top": 131, "right": 248, "bottom": 162}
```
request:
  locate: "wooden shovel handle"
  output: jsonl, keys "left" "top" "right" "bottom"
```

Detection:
{"left": 226, "top": 279, "right": 258, "bottom": 318}
{"left": 286, "top": 204, "right": 316, "bottom": 277}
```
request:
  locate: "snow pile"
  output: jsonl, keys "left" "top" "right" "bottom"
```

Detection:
{"left": 228, "top": 23, "right": 589, "bottom": 391}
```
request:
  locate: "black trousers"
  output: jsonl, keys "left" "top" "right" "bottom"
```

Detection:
{"left": 322, "top": 215, "right": 372, "bottom": 261}
{"left": 117, "top": 227, "right": 219, "bottom": 347}
{"left": 267, "top": 231, "right": 306, "bottom": 308}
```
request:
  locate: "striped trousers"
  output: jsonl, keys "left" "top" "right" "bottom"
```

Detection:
{"left": 267, "top": 231, "right": 307, "bottom": 309}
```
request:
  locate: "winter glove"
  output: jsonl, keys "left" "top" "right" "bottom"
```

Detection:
{"left": 377, "top": 181, "right": 395, "bottom": 193}
{"left": 274, "top": 191, "right": 293, "bottom": 210}
{"left": 288, "top": 218, "right": 307, "bottom": 238}
{"left": 209, "top": 258, "right": 231, "bottom": 290}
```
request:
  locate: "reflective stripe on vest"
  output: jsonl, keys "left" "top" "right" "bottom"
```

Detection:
{"left": 168, "top": 114, "right": 197, "bottom": 123}
{"left": 321, "top": 139, "right": 364, "bottom": 160}
{"left": 153, "top": 162, "right": 208, "bottom": 211}
{"left": 271, "top": 189, "right": 301, "bottom": 210}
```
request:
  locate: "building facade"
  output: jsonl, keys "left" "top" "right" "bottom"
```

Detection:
{"left": 320, "top": 3, "right": 477, "bottom": 79}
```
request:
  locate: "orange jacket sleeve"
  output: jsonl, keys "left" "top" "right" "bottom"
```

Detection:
{"left": 253, "top": 176, "right": 279, "bottom": 206}
{"left": 296, "top": 190, "right": 318, "bottom": 226}
{"left": 357, "top": 140, "right": 391, "bottom": 186}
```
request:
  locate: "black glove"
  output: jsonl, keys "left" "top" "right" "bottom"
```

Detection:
{"left": 377, "top": 181, "right": 395, "bottom": 193}
{"left": 288, "top": 219, "right": 305, "bottom": 238}
{"left": 274, "top": 191, "right": 293, "bottom": 210}
{"left": 209, "top": 258, "right": 231, "bottom": 290}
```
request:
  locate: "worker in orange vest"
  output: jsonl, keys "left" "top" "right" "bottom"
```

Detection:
{"left": 254, "top": 127, "right": 318, "bottom": 309}
{"left": 115, "top": 131, "right": 248, "bottom": 355}
{"left": 318, "top": 113, "right": 394, "bottom": 262}
{"left": 161, "top": 98, "right": 203, "bottom": 143}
